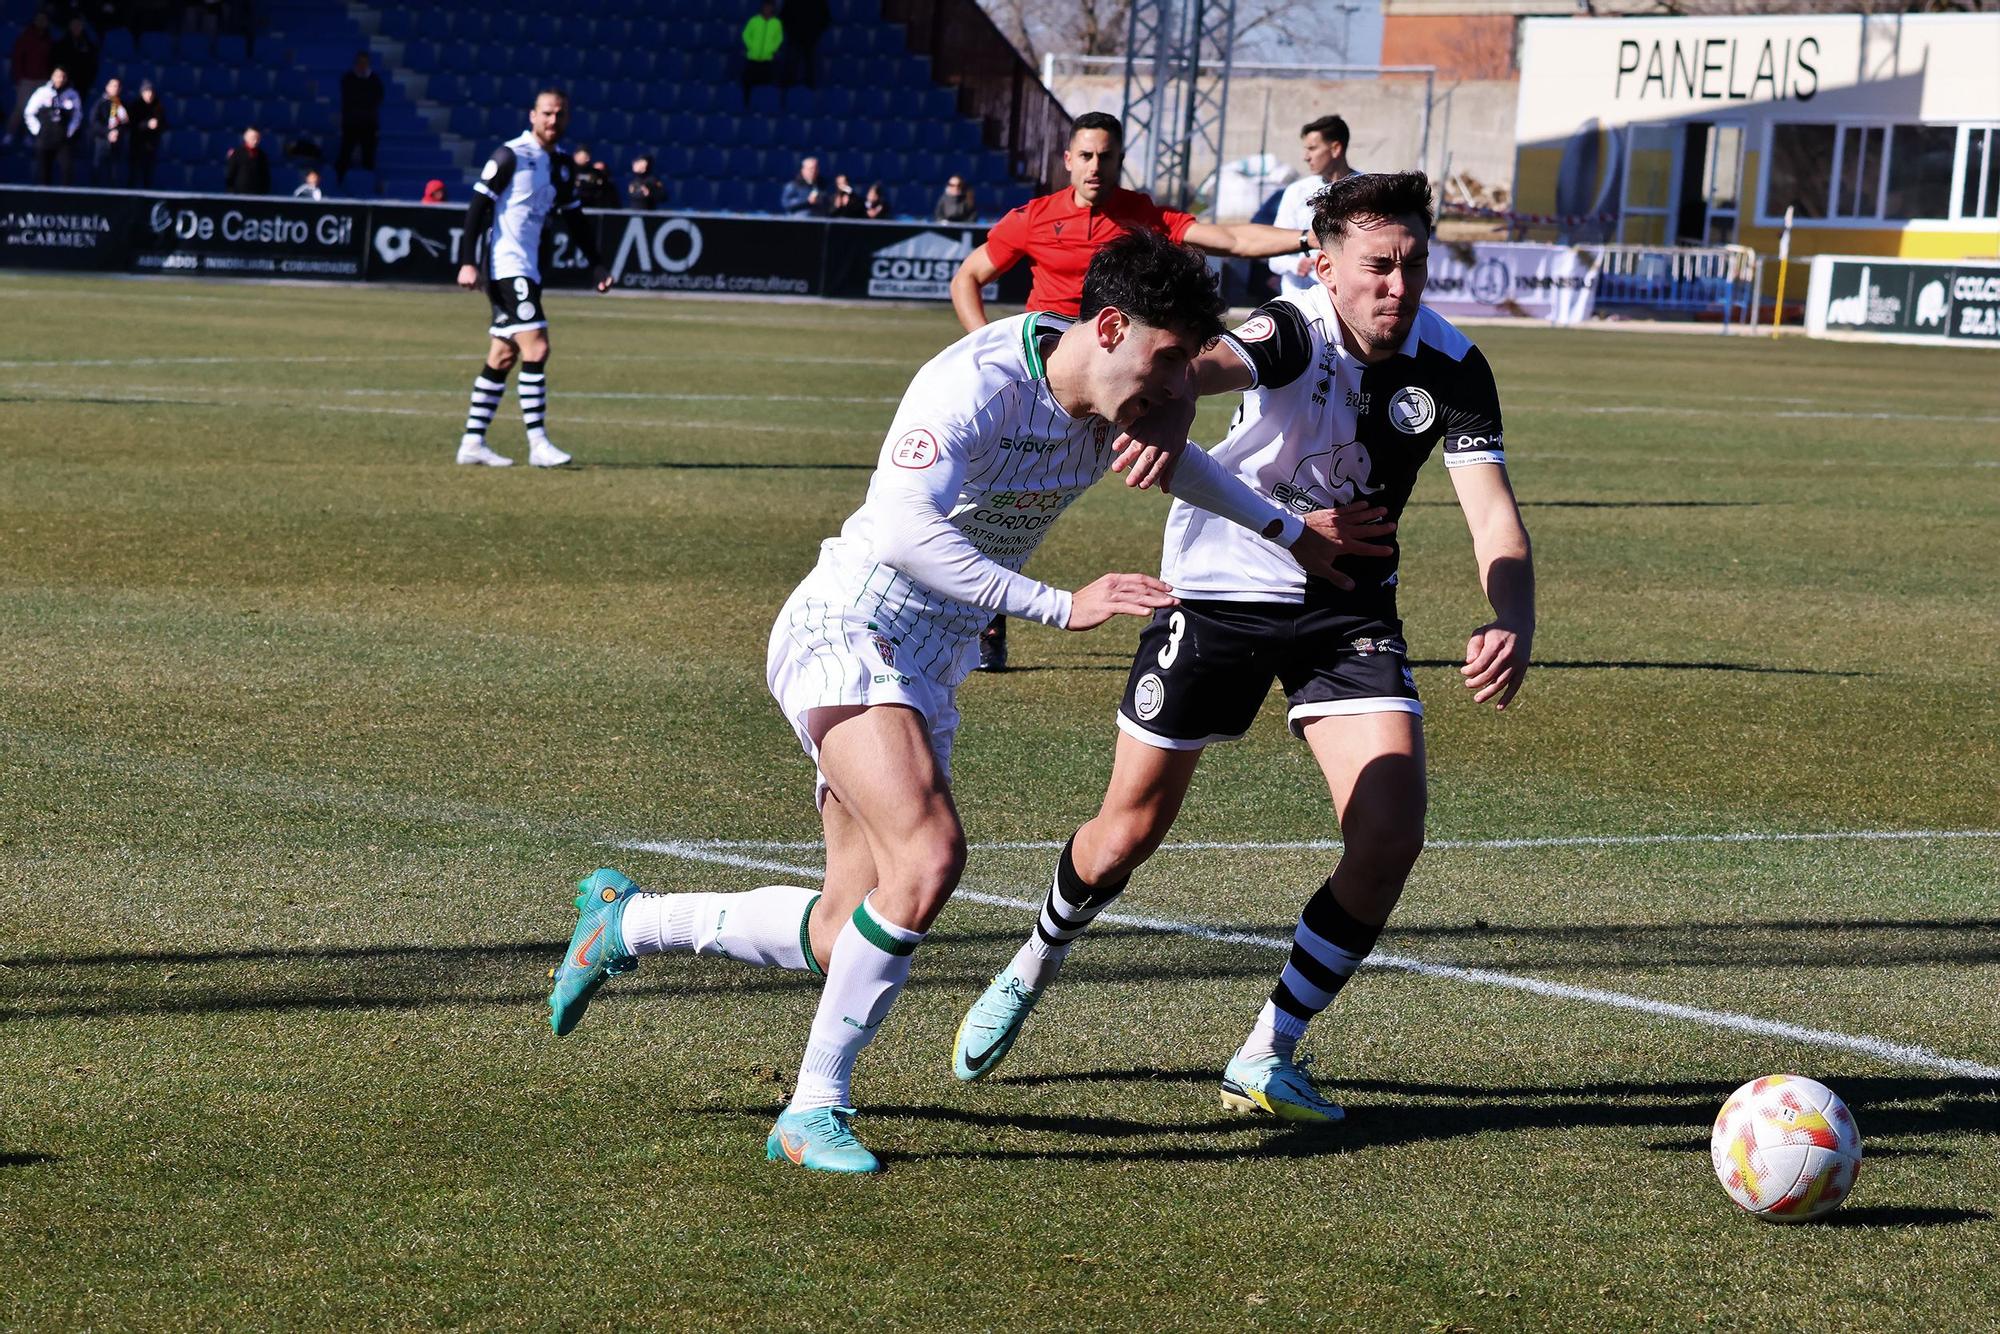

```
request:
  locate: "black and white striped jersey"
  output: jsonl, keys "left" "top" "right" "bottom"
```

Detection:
{"left": 1163, "top": 288, "right": 1505, "bottom": 608}
{"left": 471, "top": 129, "right": 583, "bottom": 284}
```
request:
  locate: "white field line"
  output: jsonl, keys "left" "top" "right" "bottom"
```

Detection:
{"left": 634, "top": 828, "right": 2000, "bottom": 854}
{"left": 611, "top": 834, "right": 2000, "bottom": 1082}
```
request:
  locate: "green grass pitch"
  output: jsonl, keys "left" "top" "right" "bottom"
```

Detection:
{"left": 1, "top": 272, "right": 1996, "bottom": 1329}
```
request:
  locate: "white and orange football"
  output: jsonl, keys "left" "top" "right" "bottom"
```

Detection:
{"left": 1710, "top": 1074, "right": 1863, "bottom": 1222}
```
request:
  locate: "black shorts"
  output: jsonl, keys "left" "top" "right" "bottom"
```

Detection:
{"left": 1118, "top": 600, "right": 1421, "bottom": 750}
{"left": 487, "top": 275, "right": 547, "bottom": 337}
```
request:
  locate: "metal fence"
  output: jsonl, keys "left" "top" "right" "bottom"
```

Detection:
{"left": 879, "top": 0, "right": 1073, "bottom": 192}
{"left": 1592, "top": 244, "right": 1760, "bottom": 329}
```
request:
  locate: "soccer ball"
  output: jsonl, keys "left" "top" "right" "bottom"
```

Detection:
{"left": 1710, "top": 1074, "right": 1862, "bottom": 1222}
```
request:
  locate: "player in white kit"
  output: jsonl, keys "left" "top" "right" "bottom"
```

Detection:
{"left": 542, "top": 231, "right": 1391, "bottom": 1173}
{"left": 951, "top": 172, "right": 1536, "bottom": 1123}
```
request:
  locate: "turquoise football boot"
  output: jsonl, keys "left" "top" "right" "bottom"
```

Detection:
{"left": 765, "top": 1106, "right": 883, "bottom": 1174}
{"left": 547, "top": 868, "right": 641, "bottom": 1036}
{"left": 951, "top": 964, "right": 1042, "bottom": 1081}
{"left": 1219, "top": 1053, "right": 1346, "bottom": 1123}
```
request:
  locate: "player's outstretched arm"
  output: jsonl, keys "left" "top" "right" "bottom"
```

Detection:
{"left": 1181, "top": 219, "right": 1316, "bottom": 261}
{"left": 1066, "top": 572, "right": 1178, "bottom": 631}
{"left": 949, "top": 245, "right": 1004, "bottom": 333}
{"left": 1451, "top": 462, "right": 1535, "bottom": 710}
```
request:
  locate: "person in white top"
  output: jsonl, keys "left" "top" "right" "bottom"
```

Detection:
{"left": 541, "top": 230, "right": 1391, "bottom": 1173}
{"left": 453, "top": 89, "right": 613, "bottom": 469}
{"left": 24, "top": 67, "right": 83, "bottom": 186}
{"left": 953, "top": 172, "right": 1536, "bottom": 1124}
{"left": 1268, "top": 114, "right": 1361, "bottom": 295}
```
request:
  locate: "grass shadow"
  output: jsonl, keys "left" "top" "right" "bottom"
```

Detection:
{"left": 0, "top": 1151, "right": 58, "bottom": 1168}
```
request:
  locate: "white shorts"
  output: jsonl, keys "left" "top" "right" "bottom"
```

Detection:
{"left": 766, "top": 572, "right": 967, "bottom": 804}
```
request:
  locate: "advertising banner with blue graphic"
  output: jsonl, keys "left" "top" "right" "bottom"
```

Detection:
{"left": 1423, "top": 240, "right": 1600, "bottom": 325}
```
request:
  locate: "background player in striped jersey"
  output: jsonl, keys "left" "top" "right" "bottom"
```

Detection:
{"left": 454, "top": 89, "right": 612, "bottom": 469}
{"left": 952, "top": 172, "right": 1536, "bottom": 1123}
{"left": 543, "top": 232, "right": 1393, "bottom": 1173}
{"left": 949, "top": 110, "right": 1322, "bottom": 671}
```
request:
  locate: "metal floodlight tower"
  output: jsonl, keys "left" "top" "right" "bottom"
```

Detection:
{"left": 1119, "top": 0, "right": 1237, "bottom": 217}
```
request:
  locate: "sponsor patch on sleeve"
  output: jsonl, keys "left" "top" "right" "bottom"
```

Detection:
{"left": 481, "top": 159, "right": 499, "bottom": 181}
{"left": 891, "top": 428, "right": 939, "bottom": 469}
{"left": 1233, "top": 313, "right": 1276, "bottom": 343}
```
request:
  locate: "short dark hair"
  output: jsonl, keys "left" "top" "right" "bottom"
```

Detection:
{"left": 1301, "top": 114, "right": 1349, "bottom": 148}
{"left": 1070, "top": 111, "right": 1123, "bottom": 145}
{"left": 1310, "top": 171, "right": 1434, "bottom": 244}
{"left": 535, "top": 87, "right": 567, "bottom": 105}
{"left": 1078, "top": 229, "right": 1226, "bottom": 344}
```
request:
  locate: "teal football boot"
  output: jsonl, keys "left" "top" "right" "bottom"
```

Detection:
{"left": 951, "top": 965, "right": 1042, "bottom": 1081}
{"left": 765, "top": 1106, "right": 883, "bottom": 1174}
{"left": 547, "top": 868, "right": 641, "bottom": 1036}
{"left": 1219, "top": 1053, "right": 1345, "bottom": 1123}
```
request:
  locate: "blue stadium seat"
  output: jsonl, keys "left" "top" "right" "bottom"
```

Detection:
{"left": 923, "top": 86, "right": 955, "bottom": 120}
{"left": 748, "top": 83, "right": 782, "bottom": 116}
{"left": 678, "top": 179, "right": 718, "bottom": 210}
{"left": 404, "top": 40, "right": 439, "bottom": 70}
{"left": 426, "top": 72, "right": 463, "bottom": 104}
{"left": 102, "top": 27, "right": 135, "bottom": 60}
{"left": 877, "top": 120, "right": 915, "bottom": 152}
{"left": 213, "top": 33, "right": 247, "bottom": 63}
{"left": 713, "top": 179, "right": 754, "bottom": 212}
{"left": 692, "top": 145, "right": 727, "bottom": 175}
{"left": 907, "top": 150, "right": 943, "bottom": 184}
{"left": 657, "top": 145, "right": 695, "bottom": 176}
{"left": 199, "top": 65, "right": 235, "bottom": 96}
{"left": 417, "top": 10, "right": 452, "bottom": 41}
{"left": 727, "top": 145, "right": 761, "bottom": 176}
{"left": 380, "top": 9, "right": 417, "bottom": 38}
{"left": 139, "top": 31, "right": 177, "bottom": 62}
{"left": 948, "top": 119, "right": 983, "bottom": 155}
{"left": 655, "top": 51, "right": 689, "bottom": 83}
{"left": 240, "top": 68, "right": 280, "bottom": 96}
{"left": 449, "top": 105, "right": 485, "bottom": 138}
{"left": 844, "top": 119, "right": 880, "bottom": 151}
{"left": 783, "top": 85, "right": 818, "bottom": 116}
{"left": 819, "top": 87, "right": 855, "bottom": 118}
{"left": 871, "top": 151, "right": 907, "bottom": 182}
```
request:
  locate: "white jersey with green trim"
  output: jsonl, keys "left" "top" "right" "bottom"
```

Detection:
{"left": 794, "top": 311, "right": 1116, "bottom": 683}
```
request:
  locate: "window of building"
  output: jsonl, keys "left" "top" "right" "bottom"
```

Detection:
{"left": 1765, "top": 121, "right": 1993, "bottom": 223}
{"left": 1765, "top": 123, "right": 1834, "bottom": 219}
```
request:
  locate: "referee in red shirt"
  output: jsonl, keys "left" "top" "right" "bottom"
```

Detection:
{"left": 950, "top": 110, "right": 1316, "bottom": 669}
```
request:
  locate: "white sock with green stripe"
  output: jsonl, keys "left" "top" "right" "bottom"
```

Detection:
{"left": 789, "top": 895, "right": 925, "bottom": 1113}
{"left": 617, "top": 885, "right": 822, "bottom": 974}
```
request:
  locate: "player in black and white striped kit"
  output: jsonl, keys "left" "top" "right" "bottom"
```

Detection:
{"left": 953, "top": 173, "right": 1537, "bottom": 1122}
{"left": 454, "top": 89, "right": 612, "bottom": 468}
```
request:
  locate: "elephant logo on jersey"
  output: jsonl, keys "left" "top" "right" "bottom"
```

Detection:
{"left": 1388, "top": 386, "right": 1436, "bottom": 434}
{"left": 1274, "top": 440, "right": 1382, "bottom": 512}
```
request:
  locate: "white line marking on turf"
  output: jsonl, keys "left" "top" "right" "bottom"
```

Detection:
{"left": 610, "top": 835, "right": 2000, "bottom": 1082}
{"left": 648, "top": 828, "right": 2000, "bottom": 854}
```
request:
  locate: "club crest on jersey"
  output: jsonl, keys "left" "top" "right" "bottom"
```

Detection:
{"left": 1234, "top": 314, "right": 1276, "bottom": 343}
{"left": 892, "top": 428, "right": 939, "bottom": 469}
{"left": 870, "top": 633, "right": 897, "bottom": 668}
{"left": 1134, "top": 672, "right": 1166, "bottom": 721}
{"left": 1387, "top": 386, "right": 1436, "bottom": 434}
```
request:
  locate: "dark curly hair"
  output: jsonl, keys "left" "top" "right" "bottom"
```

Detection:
{"left": 1310, "top": 170, "right": 1435, "bottom": 244}
{"left": 1077, "top": 229, "right": 1227, "bottom": 344}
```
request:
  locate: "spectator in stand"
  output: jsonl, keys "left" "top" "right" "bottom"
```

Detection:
{"left": 294, "top": 167, "right": 324, "bottom": 199}
{"left": 780, "top": 154, "right": 827, "bottom": 215}
{"left": 89, "top": 74, "right": 130, "bottom": 185}
{"left": 781, "top": 0, "right": 827, "bottom": 89}
{"left": 421, "top": 177, "right": 445, "bottom": 204}
{"left": 336, "top": 51, "right": 383, "bottom": 185}
{"left": 7, "top": 11, "right": 55, "bottom": 148}
{"left": 25, "top": 66, "right": 82, "bottom": 185}
{"left": 862, "top": 180, "right": 888, "bottom": 219}
{"left": 626, "top": 154, "right": 666, "bottom": 210}
{"left": 224, "top": 125, "right": 270, "bottom": 194}
{"left": 827, "top": 172, "right": 863, "bottom": 217}
{"left": 740, "top": 0, "right": 781, "bottom": 109}
{"left": 128, "top": 77, "right": 166, "bottom": 187}
{"left": 933, "top": 173, "right": 976, "bottom": 223}
{"left": 51, "top": 17, "right": 98, "bottom": 111}
{"left": 570, "top": 146, "right": 617, "bottom": 209}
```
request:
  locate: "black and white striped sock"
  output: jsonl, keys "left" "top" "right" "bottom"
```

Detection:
{"left": 1008, "top": 835, "right": 1129, "bottom": 990}
{"left": 1239, "top": 879, "right": 1383, "bottom": 1063}
{"left": 518, "top": 357, "right": 548, "bottom": 441}
{"left": 462, "top": 362, "right": 508, "bottom": 440}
